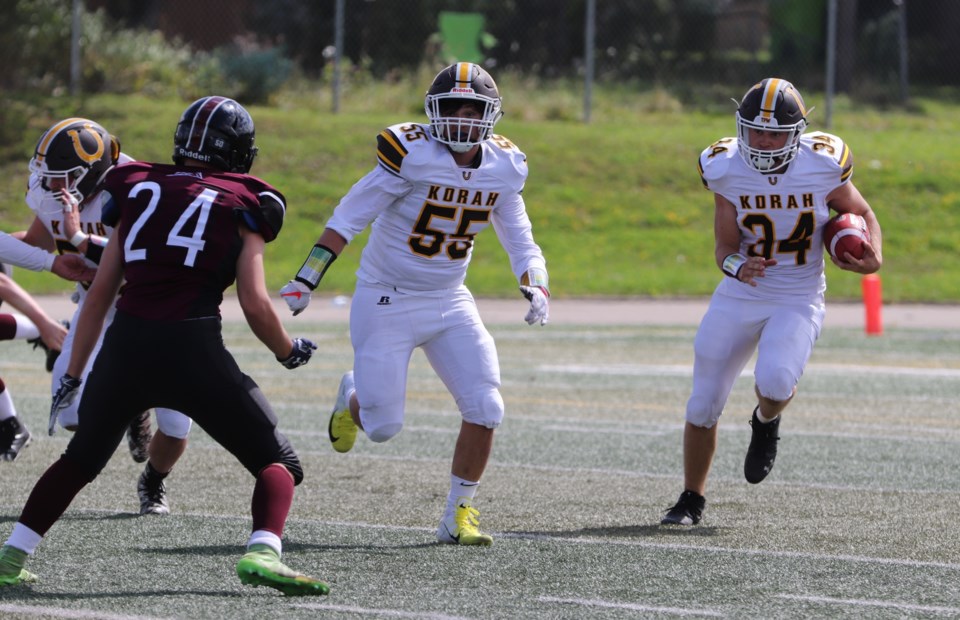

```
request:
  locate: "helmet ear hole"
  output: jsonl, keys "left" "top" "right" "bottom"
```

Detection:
{"left": 109, "top": 136, "right": 121, "bottom": 164}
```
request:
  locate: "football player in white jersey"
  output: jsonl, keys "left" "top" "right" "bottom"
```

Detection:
{"left": 662, "top": 78, "right": 883, "bottom": 525}
{"left": 280, "top": 62, "right": 550, "bottom": 545}
{"left": 19, "top": 118, "right": 193, "bottom": 515}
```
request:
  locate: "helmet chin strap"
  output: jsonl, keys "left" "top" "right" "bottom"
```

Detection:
{"left": 448, "top": 143, "right": 474, "bottom": 153}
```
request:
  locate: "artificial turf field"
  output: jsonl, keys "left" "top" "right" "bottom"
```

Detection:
{"left": 1, "top": 316, "right": 958, "bottom": 619}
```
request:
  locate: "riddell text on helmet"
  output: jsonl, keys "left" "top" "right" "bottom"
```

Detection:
{"left": 176, "top": 148, "right": 212, "bottom": 163}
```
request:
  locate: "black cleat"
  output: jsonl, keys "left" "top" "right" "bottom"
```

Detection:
{"left": 137, "top": 464, "right": 170, "bottom": 515}
{"left": 661, "top": 490, "right": 705, "bottom": 525}
{"left": 126, "top": 410, "right": 153, "bottom": 464}
{"left": 27, "top": 320, "right": 69, "bottom": 373}
{"left": 0, "top": 417, "right": 32, "bottom": 462}
{"left": 744, "top": 407, "right": 780, "bottom": 484}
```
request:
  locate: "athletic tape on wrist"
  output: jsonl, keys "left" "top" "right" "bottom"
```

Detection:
{"left": 295, "top": 244, "right": 337, "bottom": 290}
{"left": 722, "top": 253, "right": 747, "bottom": 279}
{"left": 523, "top": 267, "right": 550, "bottom": 295}
{"left": 69, "top": 231, "right": 89, "bottom": 248}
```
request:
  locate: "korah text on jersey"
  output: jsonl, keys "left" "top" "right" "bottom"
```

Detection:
{"left": 738, "top": 192, "right": 814, "bottom": 211}
{"left": 47, "top": 219, "right": 108, "bottom": 239}
{"left": 427, "top": 184, "right": 500, "bottom": 207}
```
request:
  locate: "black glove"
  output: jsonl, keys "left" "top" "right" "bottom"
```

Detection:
{"left": 49, "top": 374, "right": 82, "bottom": 436}
{"left": 277, "top": 337, "right": 317, "bottom": 369}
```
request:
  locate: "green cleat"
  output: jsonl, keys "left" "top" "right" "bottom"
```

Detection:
{"left": 437, "top": 501, "right": 494, "bottom": 546}
{"left": 328, "top": 371, "right": 358, "bottom": 453}
{"left": 0, "top": 545, "right": 38, "bottom": 586}
{"left": 236, "top": 544, "right": 329, "bottom": 596}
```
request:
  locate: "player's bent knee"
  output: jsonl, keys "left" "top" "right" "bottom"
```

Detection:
{"left": 755, "top": 368, "right": 797, "bottom": 402}
{"left": 460, "top": 386, "right": 504, "bottom": 429}
{"left": 279, "top": 455, "right": 304, "bottom": 486}
{"left": 685, "top": 395, "right": 722, "bottom": 428}
{"left": 155, "top": 409, "right": 192, "bottom": 439}
{"left": 366, "top": 422, "right": 403, "bottom": 443}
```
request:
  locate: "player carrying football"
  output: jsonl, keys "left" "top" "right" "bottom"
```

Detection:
{"left": 662, "top": 78, "right": 883, "bottom": 525}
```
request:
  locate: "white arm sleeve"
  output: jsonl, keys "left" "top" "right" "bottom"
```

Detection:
{"left": 490, "top": 194, "right": 547, "bottom": 280}
{"left": 0, "top": 232, "right": 55, "bottom": 271}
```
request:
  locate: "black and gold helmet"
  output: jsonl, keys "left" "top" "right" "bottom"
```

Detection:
{"left": 735, "top": 78, "right": 809, "bottom": 172}
{"left": 424, "top": 62, "right": 503, "bottom": 152}
{"left": 30, "top": 118, "right": 120, "bottom": 202}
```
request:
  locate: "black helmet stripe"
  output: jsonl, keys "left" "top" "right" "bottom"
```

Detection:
{"left": 187, "top": 96, "right": 228, "bottom": 151}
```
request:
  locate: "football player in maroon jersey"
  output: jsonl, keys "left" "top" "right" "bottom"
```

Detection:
{"left": 0, "top": 97, "right": 329, "bottom": 596}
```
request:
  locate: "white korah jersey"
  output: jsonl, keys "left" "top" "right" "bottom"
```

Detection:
{"left": 698, "top": 130, "right": 854, "bottom": 303}
{"left": 325, "top": 122, "right": 546, "bottom": 293}
{"left": 23, "top": 154, "right": 192, "bottom": 438}
{"left": 686, "top": 131, "right": 854, "bottom": 427}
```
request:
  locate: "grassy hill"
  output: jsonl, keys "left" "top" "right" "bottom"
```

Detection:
{"left": 2, "top": 85, "right": 957, "bottom": 303}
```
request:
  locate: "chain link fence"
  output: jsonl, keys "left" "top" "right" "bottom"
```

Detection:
{"left": 3, "top": 0, "right": 958, "bottom": 110}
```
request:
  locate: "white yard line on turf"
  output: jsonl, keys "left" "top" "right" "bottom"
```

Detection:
{"left": 538, "top": 596, "right": 723, "bottom": 617}
{"left": 539, "top": 363, "right": 960, "bottom": 379}
{"left": 777, "top": 594, "right": 960, "bottom": 615}
{"left": 0, "top": 604, "right": 171, "bottom": 620}
{"left": 290, "top": 603, "right": 470, "bottom": 619}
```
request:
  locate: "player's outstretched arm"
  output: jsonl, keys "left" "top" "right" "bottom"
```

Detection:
{"left": 238, "top": 227, "right": 315, "bottom": 368}
{"left": 51, "top": 254, "right": 97, "bottom": 282}
{"left": 0, "top": 273, "right": 68, "bottom": 351}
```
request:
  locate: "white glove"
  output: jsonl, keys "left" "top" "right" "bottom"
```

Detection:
{"left": 520, "top": 285, "right": 550, "bottom": 326}
{"left": 280, "top": 280, "right": 312, "bottom": 316}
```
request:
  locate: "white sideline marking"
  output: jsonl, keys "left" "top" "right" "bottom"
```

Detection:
{"left": 777, "top": 593, "right": 960, "bottom": 614}
{"left": 500, "top": 531, "right": 960, "bottom": 572}
{"left": 538, "top": 596, "right": 722, "bottom": 617}
{"left": 291, "top": 603, "right": 470, "bottom": 619}
{"left": 539, "top": 363, "right": 960, "bottom": 379}
{"left": 0, "top": 604, "right": 169, "bottom": 620}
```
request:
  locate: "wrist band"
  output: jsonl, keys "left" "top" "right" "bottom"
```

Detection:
{"left": 294, "top": 244, "right": 337, "bottom": 290}
{"left": 522, "top": 267, "right": 550, "bottom": 295}
{"left": 722, "top": 253, "right": 747, "bottom": 279}
{"left": 69, "top": 231, "right": 89, "bottom": 248}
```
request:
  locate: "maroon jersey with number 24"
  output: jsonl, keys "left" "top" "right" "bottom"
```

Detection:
{"left": 99, "top": 161, "right": 285, "bottom": 321}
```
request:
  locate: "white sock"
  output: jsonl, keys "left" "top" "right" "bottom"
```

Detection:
{"left": 446, "top": 475, "right": 479, "bottom": 514}
{"left": 756, "top": 409, "right": 780, "bottom": 424}
{"left": 0, "top": 389, "right": 15, "bottom": 422}
{"left": 247, "top": 530, "right": 282, "bottom": 556}
{"left": 13, "top": 316, "right": 39, "bottom": 341}
{"left": 6, "top": 523, "right": 43, "bottom": 555}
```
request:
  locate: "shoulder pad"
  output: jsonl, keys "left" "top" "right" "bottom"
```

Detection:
{"left": 804, "top": 131, "right": 854, "bottom": 183}
{"left": 100, "top": 191, "right": 119, "bottom": 227}
{"left": 376, "top": 123, "right": 432, "bottom": 176}
{"left": 236, "top": 189, "right": 286, "bottom": 243}
{"left": 376, "top": 127, "right": 408, "bottom": 175}
{"left": 698, "top": 138, "right": 737, "bottom": 188}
